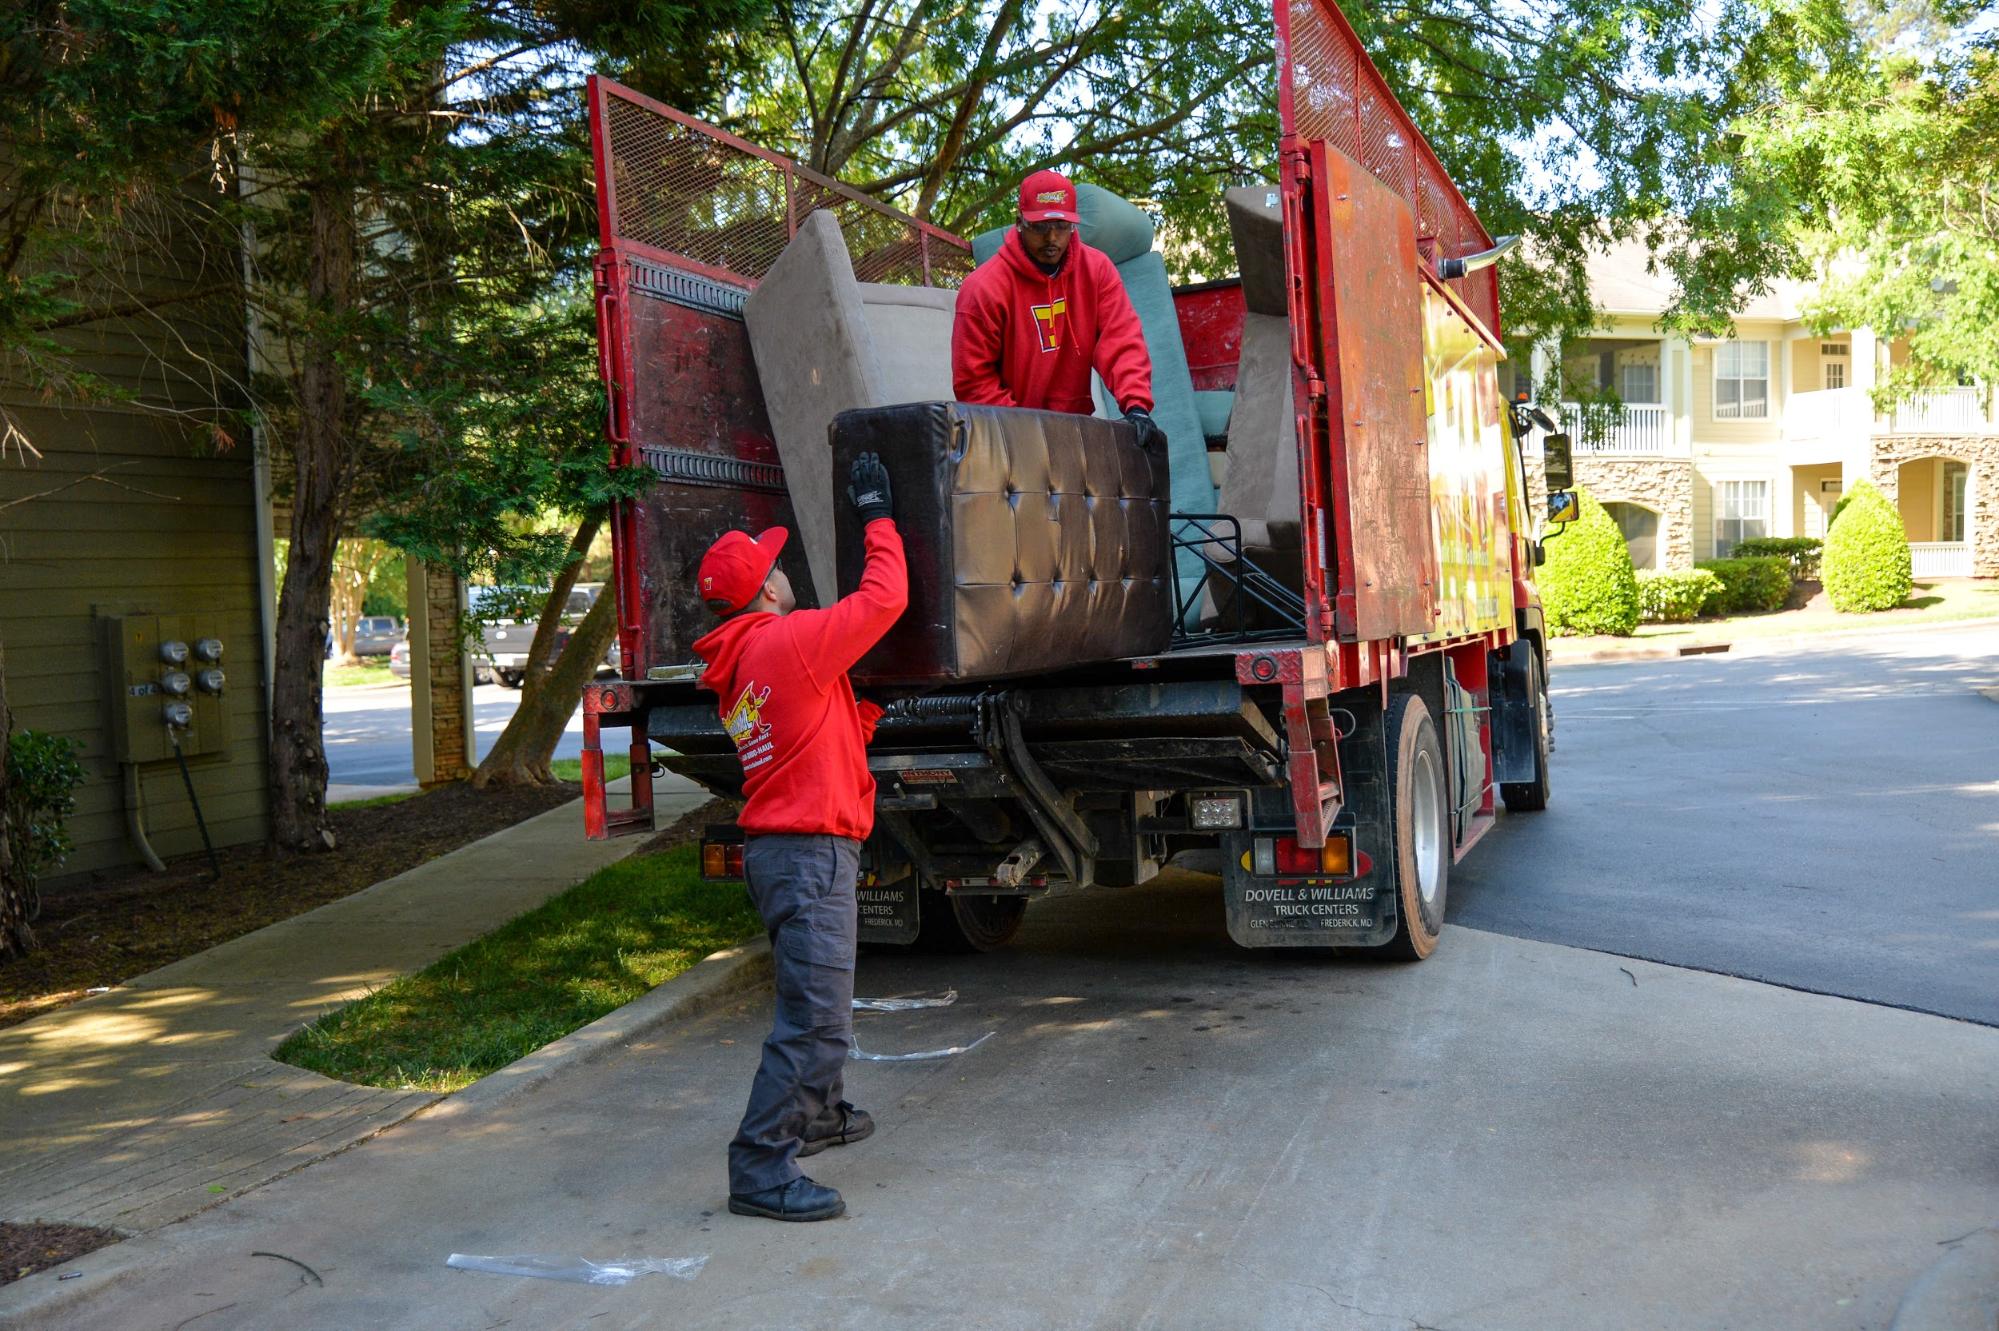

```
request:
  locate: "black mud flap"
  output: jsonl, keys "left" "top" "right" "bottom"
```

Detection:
{"left": 856, "top": 877, "right": 920, "bottom": 945}
{"left": 1220, "top": 828, "right": 1398, "bottom": 947}
{"left": 857, "top": 834, "right": 921, "bottom": 944}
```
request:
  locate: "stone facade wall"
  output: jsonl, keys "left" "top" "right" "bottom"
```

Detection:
{"left": 423, "top": 562, "right": 473, "bottom": 784}
{"left": 1869, "top": 434, "right": 1999, "bottom": 578}
{"left": 1523, "top": 450, "right": 1695, "bottom": 570}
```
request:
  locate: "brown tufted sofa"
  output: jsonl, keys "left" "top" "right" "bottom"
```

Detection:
{"left": 831, "top": 401, "right": 1174, "bottom": 684}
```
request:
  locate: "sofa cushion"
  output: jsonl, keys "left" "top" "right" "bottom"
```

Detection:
{"left": 743, "top": 210, "right": 881, "bottom": 605}
{"left": 857, "top": 282, "right": 957, "bottom": 404}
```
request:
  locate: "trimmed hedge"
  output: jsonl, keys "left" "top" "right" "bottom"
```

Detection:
{"left": 1731, "top": 535, "right": 1822, "bottom": 581}
{"left": 1541, "top": 487, "right": 1641, "bottom": 636}
{"left": 1637, "top": 568, "right": 1724, "bottom": 623}
{"left": 1694, "top": 556, "right": 1792, "bottom": 615}
{"left": 1822, "top": 479, "right": 1913, "bottom": 612}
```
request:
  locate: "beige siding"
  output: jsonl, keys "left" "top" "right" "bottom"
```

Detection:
{"left": 1898, "top": 457, "right": 1942, "bottom": 541}
{"left": 1, "top": 202, "right": 270, "bottom": 879}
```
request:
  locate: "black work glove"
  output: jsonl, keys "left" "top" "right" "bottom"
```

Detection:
{"left": 1123, "top": 406, "right": 1168, "bottom": 453}
{"left": 846, "top": 451, "right": 894, "bottom": 524}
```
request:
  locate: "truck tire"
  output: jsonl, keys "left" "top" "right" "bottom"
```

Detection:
{"left": 914, "top": 889, "right": 1027, "bottom": 953}
{"left": 1384, "top": 691, "right": 1449, "bottom": 961}
{"left": 496, "top": 669, "right": 524, "bottom": 690}
{"left": 1500, "top": 648, "right": 1550, "bottom": 813}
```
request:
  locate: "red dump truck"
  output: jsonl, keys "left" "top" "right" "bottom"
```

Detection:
{"left": 578, "top": 0, "right": 1555, "bottom": 959}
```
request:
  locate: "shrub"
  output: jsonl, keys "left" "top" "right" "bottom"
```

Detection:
{"left": 1540, "top": 487, "right": 1641, "bottom": 636}
{"left": 7, "top": 730, "right": 87, "bottom": 883}
{"left": 1731, "top": 535, "right": 1823, "bottom": 581}
{"left": 1637, "top": 568, "right": 1724, "bottom": 623}
{"left": 1694, "top": 556, "right": 1792, "bottom": 615}
{"left": 1821, "top": 479, "right": 1913, "bottom": 612}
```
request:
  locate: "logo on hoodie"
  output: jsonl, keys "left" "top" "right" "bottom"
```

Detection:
{"left": 723, "top": 681, "right": 775, "bottom": 771}
{"left": 1031, "top": 297, "right": 1067, "bottom": 352}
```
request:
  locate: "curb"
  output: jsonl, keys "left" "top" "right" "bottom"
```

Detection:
{"left": 427, "top": 937, "right": 774, "bottom": 1120}
{"left": 0, "top": 941, "right": 773, "bottom": 1328}
{"left": 1554, "top": 614, "right": 1999, "bottom": 667}
{"left": 1889, "top": 1229, "right": 1999, "bottom": 1331}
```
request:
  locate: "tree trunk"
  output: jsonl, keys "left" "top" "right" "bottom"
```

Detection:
{"left": 472, "top": 575, "right": 619, "bottom": 788}
{"left": 328, "top": 555, "right": 365, "bottom": 666}
{"left": 519, "top": 513, "right": 602, "bottom": 693}
{"left": 270, "top": 178, "right": 355, "bottom": 852}
{"left": 0, "top": 641, "right": 33, "bottom": 960}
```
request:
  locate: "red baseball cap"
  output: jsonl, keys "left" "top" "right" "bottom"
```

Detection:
{"left": 697, "top": 527, "right": 788, "bottom": 613}
{"left": 1019, "top": 169, "right": 1080, "bottom": 224}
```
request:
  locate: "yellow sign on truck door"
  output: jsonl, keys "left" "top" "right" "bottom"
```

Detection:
{"left": 1412, "top": 285, "right": 1511, "bottom": 644}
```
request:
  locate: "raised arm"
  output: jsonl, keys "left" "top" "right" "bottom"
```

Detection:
{"left": 787, "top": 456, "right": 909, "bottom": 688}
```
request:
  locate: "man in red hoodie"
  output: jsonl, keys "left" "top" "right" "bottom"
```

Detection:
{"left": 692, "top": 453, "right": 907, "bottom": 1223}
{"left": 952, "top": 169, "right": 1167, "bottom": 452}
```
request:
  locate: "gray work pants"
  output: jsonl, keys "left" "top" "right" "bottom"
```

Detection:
{"left": 728, "top": 834, "right": 859, "bottom": 1195}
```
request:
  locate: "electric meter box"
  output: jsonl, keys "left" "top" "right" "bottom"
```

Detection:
{"left": 101, "top": 613, "right": 230, "bottom": 763}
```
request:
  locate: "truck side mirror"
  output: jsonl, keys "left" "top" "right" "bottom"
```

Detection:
{"left": 1547, "top": 490, "right": 1580, "bottom": 525}
{"left": 1533, "top": 540, "right": 1548, "bottom": 567}
{"left": 1542, "top": 432, "right": 1574, "bottom": 490}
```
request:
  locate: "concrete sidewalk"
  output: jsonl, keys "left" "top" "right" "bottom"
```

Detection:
{"left": 1554, "top": 612, "right": 1999, "bottom": 664}
{"left": 0, "top": 774, "right": 706, "bottom": 1238}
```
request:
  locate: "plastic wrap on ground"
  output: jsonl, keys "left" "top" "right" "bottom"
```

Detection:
{"left": 445, "top": 1253, "right": 708, "bottom": 1286}
{"left": 853, "top": 990, "right": 958, "bottom": 1012}
{"left": 850, "top": 1032, "right": 994, "bottom": 1062}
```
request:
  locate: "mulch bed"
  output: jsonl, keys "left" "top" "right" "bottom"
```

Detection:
{"left": 1, "top": 1221, "right": 119, "bottom": 1287}
{"left": 0, "top": 781, "right": 581, "bottom": 1030}
{"left": 634, "top": 796, "right": 740, "bottom": 858}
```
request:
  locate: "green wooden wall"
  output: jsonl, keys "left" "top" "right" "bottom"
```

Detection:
{"left": 1, "top": 208, "right": 272, "bottom": 880}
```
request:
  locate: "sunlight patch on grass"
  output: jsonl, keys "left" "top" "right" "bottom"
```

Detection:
{"left": 548, "top": 753, "right": 630, "bottom": 783}
{"left": 274, "top": 847, "right": 759, "bottom": 1093}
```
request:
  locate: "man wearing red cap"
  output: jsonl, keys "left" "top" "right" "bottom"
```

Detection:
{"left": 692, "top": 453, "right": 906, "bottom": 1223}
{"left": 952, "top": 169, "right": 1166, "bottom": 452}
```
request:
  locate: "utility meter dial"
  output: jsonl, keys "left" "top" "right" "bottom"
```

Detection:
{"left": 163, "top": 701, "right": 194, "bottom": 729}
{"left": 194, "top": 638, "right": 224, "bottom": 663}
{"left": 160, "top": 640, "right": 190, "bottom": 666}
{"left": 196, "top": 669, "right": 225, "bottom": 694}
{"left": 162, "top": 671, "right": 192, "bottom": 697}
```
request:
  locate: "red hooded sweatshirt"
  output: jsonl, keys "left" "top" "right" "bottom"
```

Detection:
{"left": 952, "top": 230, "right": 1154, "bottom": 416}
{"left": 691, "top": 520, "right": 907, "bottom": 840}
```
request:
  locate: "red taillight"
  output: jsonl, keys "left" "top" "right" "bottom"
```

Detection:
{"left": 1273, "top": 832, "right": 1358, "bottom": 877}
{"left": 700, "top": 841, "right": 744, "bottom": 880}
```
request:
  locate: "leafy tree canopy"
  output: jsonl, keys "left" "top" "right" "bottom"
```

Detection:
{"left": 717, "top": 0, "right": 1861, "bottom": 346}
{"left": 1732, "top": 2, "right": 1999, "bottom": 399}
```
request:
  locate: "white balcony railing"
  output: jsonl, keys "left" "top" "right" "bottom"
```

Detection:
{"left": 1557, "top": 402, "right": 1683, "bottom": 456}
{"left": 1911, "top": 542, "right": 1973, "bottom": 578}
{"left": 1783, "top": 387, "right": 1872, "bottom": 444}
{"left": 1889, "top": 387, "right": 1994, "bottom": 434}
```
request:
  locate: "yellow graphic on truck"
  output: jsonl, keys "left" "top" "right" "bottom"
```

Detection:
{"left": 1413, "top": 285, "right": 1511, "bottom": 644}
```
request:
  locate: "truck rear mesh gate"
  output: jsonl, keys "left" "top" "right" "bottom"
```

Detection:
{"left": 591, "top": 78, "right": 974, "bottom": 289}
{"left": 1280, "top": 0, "right": 1501, "bottom": 337}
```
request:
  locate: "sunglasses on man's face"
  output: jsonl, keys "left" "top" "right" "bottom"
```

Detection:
{"left": 1022, "top": 219, "right": 1076, "bottom": 236}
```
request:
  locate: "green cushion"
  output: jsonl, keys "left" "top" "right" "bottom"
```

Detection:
{"left": 1195, "top": 390, "right": 1235, "bottom": 440}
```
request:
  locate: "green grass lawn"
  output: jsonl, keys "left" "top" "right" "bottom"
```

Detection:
{"left": 547, "top": 752, "right": 630, "bottom": 783}
{"left": 1559, "top": 578, "right": 1999, "bottom": 655}
{"left": 275, "top": 846, "right": 760, "bottom": 1093}
{"left": 323, "top": 659, "right": 398, "bottom": 688}
{"left": 327, "top": 791, "right": 418, "bottom": 811}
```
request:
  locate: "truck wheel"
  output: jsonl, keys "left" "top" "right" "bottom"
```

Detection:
{"left": 1500, "top": 649, "right": 1550, "bottom": 813}
{"left": 496, "top": 669, "right": 524, "bottom": 690}
{"left": 1384, "top": 691, "right": 1449, "bottom": 961}
{"left": 914, "top": 889, "right": 1026, "bottom": 953}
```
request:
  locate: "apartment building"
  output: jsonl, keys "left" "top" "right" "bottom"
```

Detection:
{"left": 1526, "top": 241, "right": 1996, "bottom": 580}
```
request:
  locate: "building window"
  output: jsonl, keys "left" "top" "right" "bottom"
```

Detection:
{"left": 1603, "top": 502, "right": 1660, "bottom": 569}
{"left": 1620, "top": 363, "right": 1659, "bottom": 404}
{"left": 1715, "top": 480, "right": 1768, "bottom": 557}
{"left": 1713, "top": 342, "right": 1769, "bottom": 419}
{"left": 1824, "top": 359, "right": 1847, "bottom": 390}
{"left": 1945, "top": 462, "right": 1968, "bottom": 543}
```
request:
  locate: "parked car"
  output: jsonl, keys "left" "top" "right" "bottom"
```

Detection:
{"left": 353, "top": 616, "right": 403, "bottom": 657}
{"left": 472, "top": 582, "right": 617, "bottom": 688}
{"left": 388, "top": 636, "right": 412, "bottom": 680}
